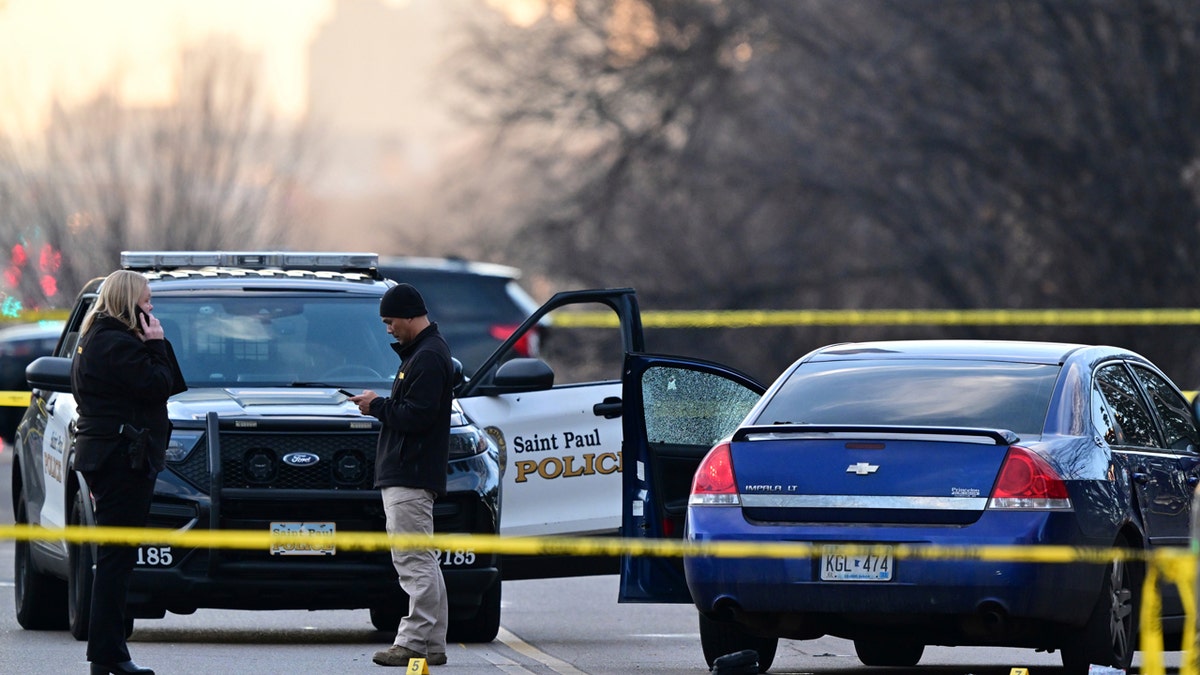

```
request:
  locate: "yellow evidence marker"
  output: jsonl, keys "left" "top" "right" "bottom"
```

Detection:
{"left": 406, "top": 657, "right": 429, "bottom": 674}
{"left": 1009, "top": 669, "right": 1029, "bottom": 675}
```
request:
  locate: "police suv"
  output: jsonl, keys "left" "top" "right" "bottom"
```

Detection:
{"left": 12, "top": 252, "right": 502, "bottom": 642}
{"left": 12, "top": 251, "right": 768, "bottom": 650}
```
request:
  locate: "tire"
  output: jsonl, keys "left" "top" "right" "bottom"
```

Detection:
{"left": 698, "top": 611, "right": 778, "bottom": 673}
{"left": 67, "top": 490, "right": 94, "bottom": 641}
{"left": 1060, "top": 541, "right": 1138, "bottom": 675}
{"left": 853, "top": 637, "right": 925, "bottom": 666}
{"left": 13, "top": 498, "right": 68, "bottom": 630}
{"left": 447, "top": 577, "right": 502, "bottom": 644}
{"left": 369, "top": 604, "right": 403, "bottom": 633}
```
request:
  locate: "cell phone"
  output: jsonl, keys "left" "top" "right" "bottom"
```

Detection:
{"left": 134, "top": 306, "right": 150, "bottom": 335}
{"left": 337, "top": 389, "right": 357, "bottom": 398}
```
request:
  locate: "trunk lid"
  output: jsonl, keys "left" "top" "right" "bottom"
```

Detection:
{"left": 729, "top": 425, "right": 1017, "bottom": 525}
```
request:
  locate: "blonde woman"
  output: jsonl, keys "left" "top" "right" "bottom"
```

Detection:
{"left": 71, "top": 270, "right": 186, "bottom": 675}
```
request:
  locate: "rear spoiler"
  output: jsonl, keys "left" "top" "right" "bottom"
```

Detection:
{"left": 733, "top": 424, "right": 1019, "bottom": 446}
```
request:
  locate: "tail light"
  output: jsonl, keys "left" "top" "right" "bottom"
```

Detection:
{"left": 688, "top": 441, "right": 740, "bottom": 506}
{"left": 490, "top": 324, "right": 540, "bottom": 357}
{"left": 988, "top": 446, "right": 1072, "bottom": 510}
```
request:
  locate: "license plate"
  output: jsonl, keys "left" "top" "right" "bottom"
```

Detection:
{"left": 270, "top": 521, "right": 336, "bottom": 556}
{"left": 820, "top": 545, "right": 893, "bottom": 581}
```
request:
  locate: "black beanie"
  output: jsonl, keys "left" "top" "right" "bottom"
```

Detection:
{"left": 380, "top": 283, "right": 428, "bottom": 318}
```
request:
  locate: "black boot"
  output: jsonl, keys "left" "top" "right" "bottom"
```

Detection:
{"left": 90, "top": 661, "right": 154, "bottom": 675}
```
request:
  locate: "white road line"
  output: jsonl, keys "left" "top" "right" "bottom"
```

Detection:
{"left": 476, "top": 648, "right": 541, "bottom": 674}
{"left": 497, "top": 627, "right": 588, "bottom": 675}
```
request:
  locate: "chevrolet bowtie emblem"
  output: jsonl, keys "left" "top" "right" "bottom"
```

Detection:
{"left": 846, "top": 462, "right": 879, "bottom": 475}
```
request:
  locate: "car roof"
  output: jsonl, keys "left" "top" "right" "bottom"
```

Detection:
{"left": 145, "top": 269, "right": 385, "bottom": 292}
{"left": 378, "top": 255, "right": 523, "bottom": 280}
{"left": 79, "top": 269, "right": 390, "bottom": 296}
{"left": 806, "top": 339, "right": 1096, "bottom": 364}
{"left": 0, "top": 320, "right": 66, "bottom": 341}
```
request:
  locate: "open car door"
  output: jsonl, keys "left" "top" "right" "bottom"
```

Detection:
{"left": 456, "top": 288, "right": 645, "bottom": 578}
{"left": 619, "top": 353, "right": 764, "bottom": 603}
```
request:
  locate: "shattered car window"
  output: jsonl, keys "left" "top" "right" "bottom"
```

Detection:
{"left": 642, "top": 366, "right": 760, "bottom": 446}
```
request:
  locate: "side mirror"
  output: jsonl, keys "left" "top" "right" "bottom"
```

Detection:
{"left": 451, "top": 357, "right": 466, "bottom": 388}
{"left": 477, "top": 358, "right": 554, "bottom": 395}
{"left": 26, "top": 356, "right": 73, "bottom": 394}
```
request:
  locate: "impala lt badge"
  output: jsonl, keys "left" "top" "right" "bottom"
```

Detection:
{"left": 846, "top": 462, "right": 879, "bottom": 475}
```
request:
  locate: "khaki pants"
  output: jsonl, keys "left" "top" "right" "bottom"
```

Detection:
{"left": 382, "top": 486, "right": 448, "bottom": 653}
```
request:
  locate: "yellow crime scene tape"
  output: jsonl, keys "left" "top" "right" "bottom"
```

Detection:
{"left": 553, "top": 307, "right": 1200, "bottom": 328}
{"left": 0, "top": 524, "right": 1197, "bottom": 673}
{"left": 4, "top": 308, "right": 1200, "bottom": 408}
{"left": 5, "top": 305, "right": 1200, "bottom": 670}
{"left": 0, "top": 391, "right": 30, "bottom": 407}
{"left": 0, "top": 309, "right": 69, "bottom": 325}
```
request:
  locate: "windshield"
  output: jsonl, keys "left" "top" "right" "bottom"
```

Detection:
{"left": 753, "top": 359, "right": 1060, "bottom": 436}
{"left": 151, "top": 294, "right": 397, "bottom": 389}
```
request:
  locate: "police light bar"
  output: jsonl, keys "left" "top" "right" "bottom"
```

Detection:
{"left": 120, "top": 251, "right": 379, "bottom": 274}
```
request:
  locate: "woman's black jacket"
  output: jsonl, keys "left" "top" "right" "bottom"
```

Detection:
{"left": 70, "top": 314, "right": 187, "bottom": 473}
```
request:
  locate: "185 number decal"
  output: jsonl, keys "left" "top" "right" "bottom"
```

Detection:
{"left": 136, "top": 546, "right": 174, "bottom": 567}
{"left": 434, "top": 549, "right": 475, "bottom": 566}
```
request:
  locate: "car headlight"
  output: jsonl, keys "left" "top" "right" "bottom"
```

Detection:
{"left": 448, "top": 427, "right": 490, "bottom": 460}
{"left": 165, "top": 429, "right": 205, "bottom": 463}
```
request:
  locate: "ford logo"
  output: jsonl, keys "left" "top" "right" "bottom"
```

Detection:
{"left": 282, "top": 452, "right": 320, "bottom": 467}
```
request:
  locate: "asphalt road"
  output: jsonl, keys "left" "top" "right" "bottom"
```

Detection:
{"left": 0, "top": 446, "right": 1183, "bottom": 674}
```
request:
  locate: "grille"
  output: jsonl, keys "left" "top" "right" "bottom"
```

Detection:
{"left": 166, "top": 431, "right": 379, "bottom": 491}
{"left": 223, "top": 432, "right": 378, "bottom": 489}
{"left": 168, "top": 440, "right": 211, "bottom": 491}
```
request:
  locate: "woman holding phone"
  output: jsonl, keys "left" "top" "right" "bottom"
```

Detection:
{"left": 71, "top": 269, "right": 186, "bottom": 675}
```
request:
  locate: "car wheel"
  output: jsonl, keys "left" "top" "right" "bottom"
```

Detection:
{"left": 447, "top": 577, "right": 501, "bottom": 643}
{"left": 698, "top": 611, "right": 778, "bottom": 673}
{"left": 13, "top": 497, "right": 68, "bottom": 630}
{"left": 853, "top": 637, "right": 924, "bottom": 666}
{"left": 67, "top": 490, "right": 94, "bottom": 641}
{"left": 369, "top": 604, "right": 403, "bottom": 633}
{"left": 1060, "top": 540, "right": 1138, "bottom": 674}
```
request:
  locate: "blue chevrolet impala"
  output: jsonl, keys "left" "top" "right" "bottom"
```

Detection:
{"left": 618, "top": 340, "right": 1200, "bottom": 674}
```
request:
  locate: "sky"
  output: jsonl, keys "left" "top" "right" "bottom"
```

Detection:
{"left": 0, "top": 0, "right": 342, "bottom": 133}
{"left": 0, "top": 0, "right": 546, "bottom": 136}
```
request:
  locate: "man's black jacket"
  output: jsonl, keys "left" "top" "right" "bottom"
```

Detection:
{"left": 369, "top": 322, "right": 453, "bottom": 496}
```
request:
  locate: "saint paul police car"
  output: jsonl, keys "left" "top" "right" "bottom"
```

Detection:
{"left": 11, "top": 250, "right": 771, "bottom": 654}
{"left": 13, "top": 252, "right": 503, "bottom": 642}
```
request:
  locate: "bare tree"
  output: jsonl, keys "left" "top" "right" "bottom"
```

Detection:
{"left": 445, "top": 0, "right": 1200, "bottom": 381}
{"left": 0, "top": 40, "right": 319, "bottom": 312}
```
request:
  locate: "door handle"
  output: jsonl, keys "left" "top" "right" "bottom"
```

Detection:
{"left": 593, "top": 396, "right": 622, "bottom": 419}
{"left": 1132, "top": 471, "right": 1150, "bottom": 485}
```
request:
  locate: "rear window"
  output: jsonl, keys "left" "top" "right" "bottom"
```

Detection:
{"left": 753, "top": 359, "right": 1060, "bottom": 436}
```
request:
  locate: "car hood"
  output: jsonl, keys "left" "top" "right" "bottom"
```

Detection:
{"left": 166, "top": 387, "right": 363, "bottom": 420}
{"left": 165, "top": 387, "right": 470, "bottom": 427}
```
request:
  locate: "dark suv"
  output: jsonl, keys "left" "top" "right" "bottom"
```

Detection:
{"left": 0, "top": 321, "right": 63, "bottom": 446}
{"left": 12, "top": 252, "right": 501, "bottom": 642}
{"left": 376, "top": 256, "right": 542, "bottom": 377}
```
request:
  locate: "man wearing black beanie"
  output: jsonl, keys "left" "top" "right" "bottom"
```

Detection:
{"left": 346, "top": 283, "right": 453, "bottom": 667}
